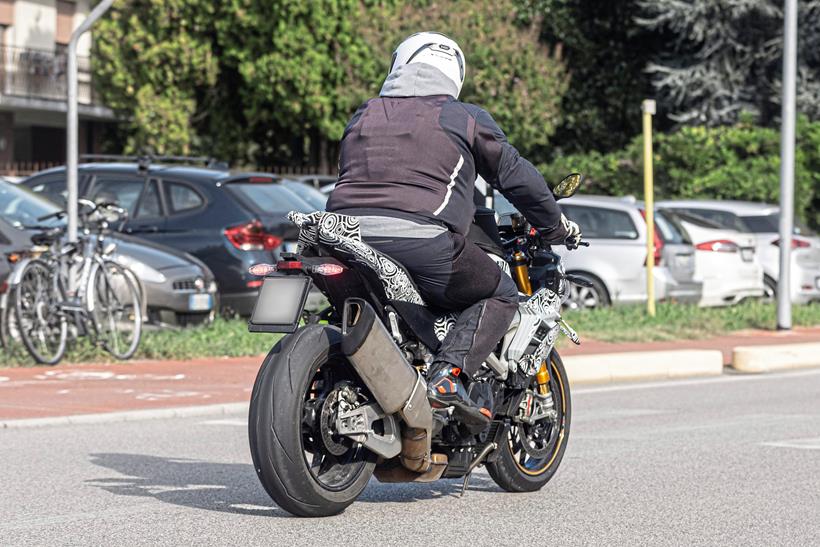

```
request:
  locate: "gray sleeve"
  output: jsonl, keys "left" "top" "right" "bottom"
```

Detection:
{"left": 470, "top": 108, "right": 566, "bottom": 237}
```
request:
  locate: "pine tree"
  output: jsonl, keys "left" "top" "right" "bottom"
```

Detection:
{"left": 637, "top": 0, "right": 820, "bottom": 126}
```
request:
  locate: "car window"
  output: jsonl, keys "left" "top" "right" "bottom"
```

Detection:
{"left": 741, "top": 213, "right": 817, "bottom": 236}
{"left": 28, "top": 176, "right": 68, "bottom": 205}
{"left": 0, "top": 180, "right": 62, "bottom": 228}
{"left": 654, "top": 210, "right": 689, "bottom": 244}
{"left": 680, "top": 208, "right": 748, "bottom": 232}
{"left": 226, "top": 182, "right": 314, "bottom": 215}
{"left": 282, "top": 180, "right": 327, "bottom": 210}
{"left": 136, "top": 179, "right": 162, "bottom": 219}
{"left": 166, "top": 182, "right": 204, "bottom": 214}
{"left": 89, "top": 176, "right": 145, "bottom": 215}
{"left": 562, "top": 204, "right": 638, "bottom": 240}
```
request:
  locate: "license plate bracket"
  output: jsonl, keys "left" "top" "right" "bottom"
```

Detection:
{"left": 249, "top": 276, "right": 311, "bottom": 333}
{"left": 188, "top": 293, "right": 213, "bottom": 311}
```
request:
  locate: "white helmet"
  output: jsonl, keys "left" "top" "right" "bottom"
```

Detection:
{"left": 388, "top": 32, "right": 466, "bottom": 98}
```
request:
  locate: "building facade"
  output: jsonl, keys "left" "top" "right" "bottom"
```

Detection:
{"left": 0, "top": 0, "right": 113, "bottom": 174}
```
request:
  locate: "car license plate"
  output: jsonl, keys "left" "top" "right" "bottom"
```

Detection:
{"left": 249, "top": 276, "right": 311, "bottom": 333}
{"left": 741, "top": 248, "right": 754, "bottom": 262}
{"left": 188, "top": 293, "right": 213, "bottom": 311}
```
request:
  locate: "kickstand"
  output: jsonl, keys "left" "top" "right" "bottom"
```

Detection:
{"left": 459, "top": 442, "right": 497, "bottom": 497}
{"left": 460, "top": 473, "right": 471, "bottom": 497}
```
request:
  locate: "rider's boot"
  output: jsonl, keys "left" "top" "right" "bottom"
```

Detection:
{"left": 426, "top": 362, "right": 492, "bottom": 425}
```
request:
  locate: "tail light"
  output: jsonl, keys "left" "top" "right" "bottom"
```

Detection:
{"left": 772, "top": 238, "right": 810, "bottom": 249}
{"left": 640, "top": 210, "right": 664, "bottom": 266}
{"left": 224, "top": 220, "right": 282, "bottom": 251}
{"left": 695, "top": 240, "right": 739, "bottom": 253}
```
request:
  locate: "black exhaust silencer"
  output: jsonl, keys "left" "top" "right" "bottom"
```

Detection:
{"left": 341, "top": 298, "right": 434, "bottom": 471}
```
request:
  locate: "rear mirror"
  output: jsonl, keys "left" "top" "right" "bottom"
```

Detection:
{"left": 551, "top": 173, "right": 582, "bottom": 199}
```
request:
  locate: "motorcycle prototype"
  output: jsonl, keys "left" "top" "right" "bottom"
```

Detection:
{"left": 247, "top": 174, "right": 589, "bottom": 517}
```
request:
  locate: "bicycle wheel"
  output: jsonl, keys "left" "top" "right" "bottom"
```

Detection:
{"left": 13, "top": 259, "right": 68, "bottom": 365}
{"left": 89, "top": 260, "right": 142, "bottom": 359}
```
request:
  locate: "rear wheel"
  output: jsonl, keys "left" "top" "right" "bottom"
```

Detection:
{"left": 762, "top": 275, "right": 777, "bottom": 302}
{"left": 487, "top": 351, "right": 571, "bottom": 492}
{"left": 13, "top": 259, "right": 67, "bottom": 365}
{"left": 249, "top": 325, "right": 376, "bottom": 517}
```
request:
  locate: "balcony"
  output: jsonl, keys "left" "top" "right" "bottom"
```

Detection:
{"left": 0, "top": 45, "right": 98, "bottom": 105}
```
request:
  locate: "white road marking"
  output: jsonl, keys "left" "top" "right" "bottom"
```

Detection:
{"left": 198, "top": 419, "right": 247, "bottom": 426}
{"left": 0, "top": 376, "right": 9, "bottom": 382}
{"left": 762, "top": 437, "right": 820, "bottom": 450}
{"left": 573, "top": 368, "right": 820, "bottom": 395}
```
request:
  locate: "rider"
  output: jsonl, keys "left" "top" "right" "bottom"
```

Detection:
{"left": 327, "top": 32, "right": 581, "bottom": 423}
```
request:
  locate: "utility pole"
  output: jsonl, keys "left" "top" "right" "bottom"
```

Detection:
{"left": 642, "top": 99, "right": 656, "bottom": 317}
{"left": 777, "top": 0, "right": 797, "bottom": 330}
{"left": 67, "top": 0, "right": 116, "bottom": 245}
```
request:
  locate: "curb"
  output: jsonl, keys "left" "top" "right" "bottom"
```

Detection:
{"left": 0, "top": 402, "right": 249, "bottom": 430}
{"left": 731, "top": 342, "right": 820, "bottom": 373}
{"left": 562, "top": 349, "right": 724, "bottom": 385}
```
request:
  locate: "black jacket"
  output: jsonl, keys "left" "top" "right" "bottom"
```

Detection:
{"left": 327, "top": 94, "right": 566, "bottom": 239}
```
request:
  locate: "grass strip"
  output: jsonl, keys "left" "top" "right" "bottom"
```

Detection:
{"left": 1, "top": 301, "right": 818, "bottom": 367}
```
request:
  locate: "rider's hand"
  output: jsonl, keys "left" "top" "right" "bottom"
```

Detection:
{"left": 560, "top": 214, "right": 582, "bottom": 247}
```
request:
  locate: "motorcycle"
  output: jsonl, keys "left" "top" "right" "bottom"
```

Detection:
{"left": 246, "top": 174, "right": 590, "bottom": 517}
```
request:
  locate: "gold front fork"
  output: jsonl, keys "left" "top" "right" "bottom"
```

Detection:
{"left": 511, "top": 251, "right": 532, "bottom": 296}
{"left": 536, "top": 361, "right": 551, "bottom": 395}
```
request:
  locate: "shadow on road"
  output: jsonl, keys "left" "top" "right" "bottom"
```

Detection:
{"left": 86, "top": 453, "right": 501, "bottom": 518}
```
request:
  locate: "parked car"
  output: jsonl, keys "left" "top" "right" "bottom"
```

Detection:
{"left": 662, "top": 210, "right": 764, "bottom": 306}
{"left": 0, "top": 179, "right": 218, "bottom": 326}
{"left": 281, "top": 179, "right": 328, "bottom": 210}
{"left": 496, "top": 194, "right": 702, "bottom": 308}
{"left": 658, "top": 200, "right": 820, "bottom": 303}
{"left": 295, "top": 174, "right": 337, "bottom": 189}
{"left": 20, "top": 162, "right": 317, "bottom": 315}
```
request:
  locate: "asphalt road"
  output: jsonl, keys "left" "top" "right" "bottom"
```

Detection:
{"left": 2, "top": 369, "right": 819, "bottom": 546}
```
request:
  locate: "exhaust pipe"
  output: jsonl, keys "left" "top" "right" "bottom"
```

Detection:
{"left": 341, "top": 298, "right": 433, "bottom": 472}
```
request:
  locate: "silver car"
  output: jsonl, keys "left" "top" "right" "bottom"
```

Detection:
{"left": 496, "top": 194, "right": 701, "bottom": 308}
{"left": 658, "top": 200, "right": 820, "bottom": 303}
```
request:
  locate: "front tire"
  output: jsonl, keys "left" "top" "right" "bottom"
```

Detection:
{"left": 487, "top": 351, "right": 571, "bottom": 492}
{"left": 248, "top": 325, "right": 376, "bottom": 517}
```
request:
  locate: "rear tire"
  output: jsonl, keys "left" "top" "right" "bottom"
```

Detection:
{"left": 248, "top": 325, "right": 376, "bottom": 517}
{"left": 13, "top": 259, "right": 67, "bottom": 365}
{"left": 487, "top": 351, "right": 571, "bottom": 492}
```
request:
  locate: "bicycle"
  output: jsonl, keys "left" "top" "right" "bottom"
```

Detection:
{"left": 12, "top": 199, "right": 143, "bottom": 365}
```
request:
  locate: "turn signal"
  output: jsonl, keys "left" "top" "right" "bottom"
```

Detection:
{"left": 248, "top": 263, "right": 277, "bottom": 276}
{"left": 310, "top": 263, "right": 345, "bottom": 276}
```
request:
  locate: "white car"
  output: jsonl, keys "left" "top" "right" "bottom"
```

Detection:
{"left": 658, "top": 200, "right": 820, "bottom": 304}
{"left": 663, "top": 210, "right": 764, "bottom": 306}
{"left": 496, "top": 194, "right": 702, "bottom": 308}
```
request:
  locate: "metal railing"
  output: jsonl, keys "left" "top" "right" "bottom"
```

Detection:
{"left": 0, "top": 45, "right": 95, "bottom": 103}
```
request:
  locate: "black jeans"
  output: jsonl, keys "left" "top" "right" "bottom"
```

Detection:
{"left": 364, "top": 231, "right": 518, "bottom": 377}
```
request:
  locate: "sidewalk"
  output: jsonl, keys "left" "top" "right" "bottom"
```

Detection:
{"left": 2, "top": 326, "right": 819, "bottom": 424}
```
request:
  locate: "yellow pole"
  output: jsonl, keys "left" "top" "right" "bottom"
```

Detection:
{"left": 642, "top": 99, "right": 656, "bottom": 317}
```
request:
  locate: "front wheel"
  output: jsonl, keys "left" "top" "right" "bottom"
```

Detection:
{"left": 487, "top": 350, "right": 571, "bottom": 492}
{"left": 249, "top": 325, "right": 376, "bottom": 517}
{"left": 89, "top": 261, "right": 142, "bottom": 360}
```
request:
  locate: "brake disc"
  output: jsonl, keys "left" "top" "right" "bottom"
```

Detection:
{"left": 318, "top": 383, "right": 358, "bottom": 456}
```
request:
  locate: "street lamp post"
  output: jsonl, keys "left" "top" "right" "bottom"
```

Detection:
{"left": 777, "top": 0, "right": 797, "bottom": 330}
{"left": 66, "top": 0, "right": 116, "bottom": 245}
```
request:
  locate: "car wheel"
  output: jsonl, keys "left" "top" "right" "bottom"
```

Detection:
{"left": 565, "top": 273, "right": 610, "bottom": 310}
{"left": 762, "top": 275, "right": 777, "bottom": 302}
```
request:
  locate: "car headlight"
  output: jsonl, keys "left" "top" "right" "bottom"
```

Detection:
{"left": 207, "top": 280, "right": 218, "bottom": 293}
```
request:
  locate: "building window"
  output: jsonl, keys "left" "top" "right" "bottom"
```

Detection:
{"left": 56, "top": 0, "right": 77, "bottom": 46}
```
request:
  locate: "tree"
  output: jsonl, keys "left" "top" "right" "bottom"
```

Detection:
{"left": 93, "top": 0, "right": 568, "bottom": 167}
{"left": 514, "top": 0, "right": 662, "bottom": 155}
{"left": 636, "top": 0, "right": 820, "bottom": 126}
